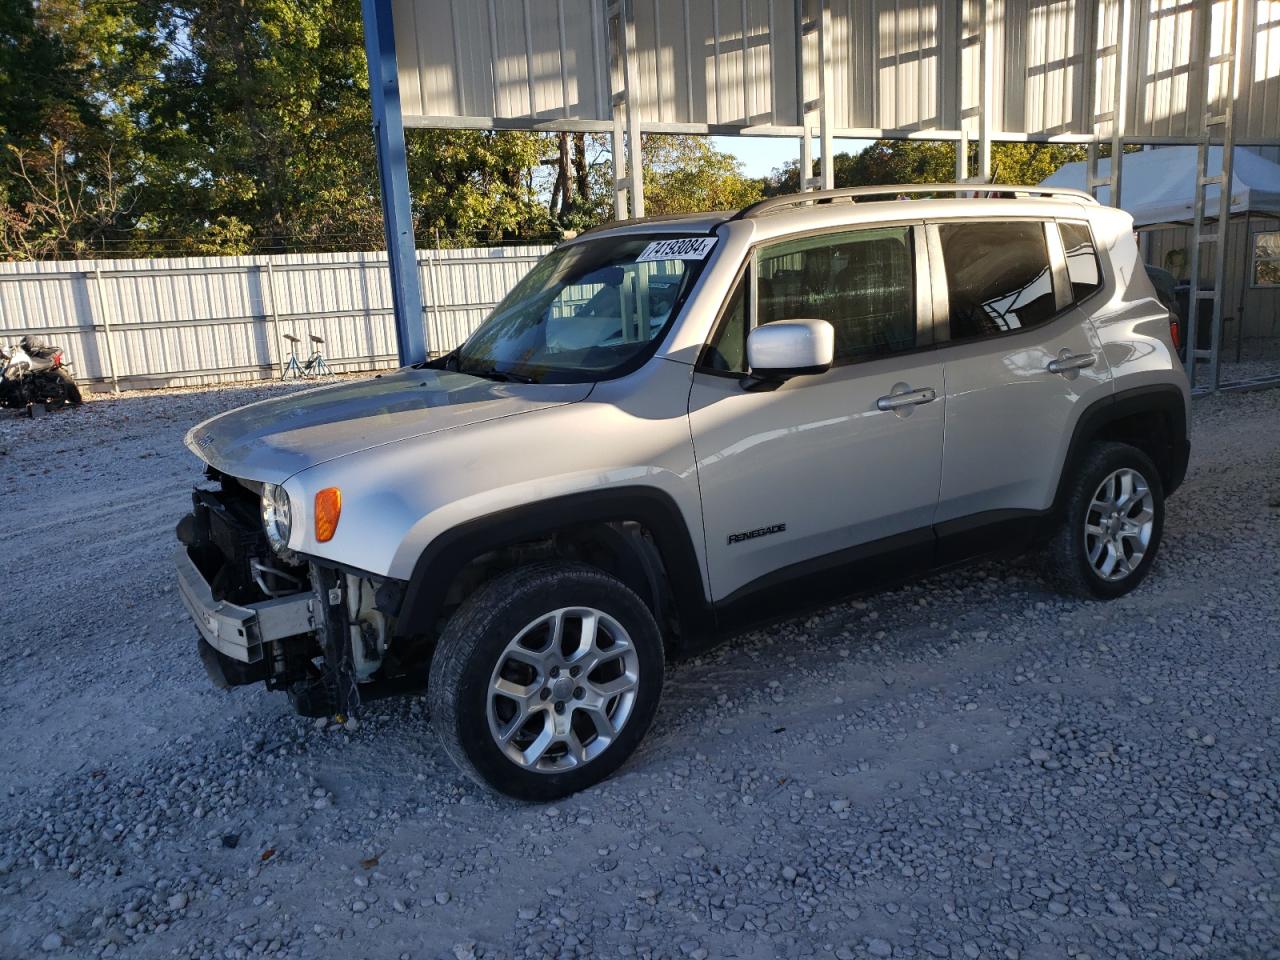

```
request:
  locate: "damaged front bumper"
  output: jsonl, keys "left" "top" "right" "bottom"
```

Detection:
{"left": 174, "top": 545, "right": 317, "bottom": 667}
{"left": 174, "top": 472, "right": 416, "bottom": 716}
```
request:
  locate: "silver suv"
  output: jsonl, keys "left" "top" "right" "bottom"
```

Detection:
{"left": 176, "top": 184, "right": 1191, "bottom": 799}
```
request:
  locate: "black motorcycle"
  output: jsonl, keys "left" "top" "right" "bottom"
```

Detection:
{"left": 0, "top": 336, "right": 83, "bottom": 408}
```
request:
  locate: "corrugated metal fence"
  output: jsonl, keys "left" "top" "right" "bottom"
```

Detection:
{"left": 0, "top": 246, "right": 552, "bottom": 390}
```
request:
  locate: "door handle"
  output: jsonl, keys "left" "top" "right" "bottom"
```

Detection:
{"left": 876, "top": 387, "right": 937, "bottom": 411}
{"left": 1046, "top": 352, "right": 1097, "bottom": 374}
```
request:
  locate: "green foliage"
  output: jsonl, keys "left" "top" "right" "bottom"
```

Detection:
{"left": 136, "top": 0, "right": 555, "bottom": 252}
{"left": 535, "top": 133, "right": 762, "bottom": 230}
{"left": 764, "top": 140, "right": 1088, "bottom": 195}
{"left": 638, "top": 136, "right": 763, "bottom": 215}
{"left": 411, "top": 131, "right": 553, "bottom": 246}
{"left": 988, "top": 142, "right": 1090, "bottom": 185}
{"left": 0, "top": 0, "right": 162, "bottom": 257}
{"left": 0, "top": 0, "right": 560, "bottom": 257}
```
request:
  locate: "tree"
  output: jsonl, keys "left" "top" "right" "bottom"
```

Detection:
{"left": 536, "top": 133, "right": 763, "bottom": 232}
{"left": 411, "top": 130, "right": 553, "bottom": 246}
{"left": 763, "top": 140, "right": 1088, "bottom": 196}
{"left": 0, "top": 0, "right": 560, "bottom": 256}
{"left": 134, "top": 0, "right": 560, "bottom": 252}
{"left": 544, "top": 132, "right": 611, "bottom": 233}
{"left": 0, "top": 2, "right": 774, "bottom": 258}
{"left": 639, "top": 135, "right": 762, "bottom": 215}
{"left": 0, "top": 0, "right": 160, "bottom": 257}
{"left": 987, "top": 142, "right": 1089, "bottom": 185}
{"left": 1, "top": 139, "right": 132, "bottom": 258}
{"left": 134, "top": 0, "right": 386, "bottom": 253}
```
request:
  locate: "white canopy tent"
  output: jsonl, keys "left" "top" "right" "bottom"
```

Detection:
{"left": 1041, "top": 146, "right": 1280, "bottom": 228}
{"left": 1046, "top": 146, "right": 1280, "bottom": 390}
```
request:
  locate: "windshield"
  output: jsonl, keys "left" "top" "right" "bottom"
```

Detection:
{"left": 448, "top": 233, "right": 715, "bottom": 384}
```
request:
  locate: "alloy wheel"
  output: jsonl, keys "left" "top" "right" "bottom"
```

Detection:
{"left": 1084, "top": 467, "right": 1155, "bottom": 582}
{"left": 485, "top": 607, "right": 640, "bottom": 773}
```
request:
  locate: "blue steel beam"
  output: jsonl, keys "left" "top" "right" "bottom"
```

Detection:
{"left": 362, "top": 0, "right": 427, "bottom": 365}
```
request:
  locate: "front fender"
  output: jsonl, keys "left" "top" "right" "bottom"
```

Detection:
{"left": 394, "top": 485, "right": 711, "bottom": 640}
{"left": 283, "top": 359, "right": 707, "bottom": 621}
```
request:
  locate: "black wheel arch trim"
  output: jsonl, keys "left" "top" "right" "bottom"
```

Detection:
{"left": 1050, "top": 383, "right": 1188, "bottom": 526}
{"left": 395, "top": 486, "right": 713, "bottom": 641}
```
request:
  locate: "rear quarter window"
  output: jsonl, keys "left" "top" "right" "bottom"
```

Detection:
{"left": 1059, "top": 220, "right": 1104, "bottom": 302}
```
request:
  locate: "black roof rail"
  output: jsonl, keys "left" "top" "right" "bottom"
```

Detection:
{"left": 733, "top": 183, "right": 1098, "bottom": 220}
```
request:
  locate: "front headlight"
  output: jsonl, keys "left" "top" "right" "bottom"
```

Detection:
{"left": 261, "top": 483, "right": 293, "bottom": 554}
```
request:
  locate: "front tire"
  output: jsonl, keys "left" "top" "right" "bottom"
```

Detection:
{"left": 428, "top": 562, "right": 664, "bottom": 801}
{"left": 1041, "top": 441, "right": 1165, "bottom": 599}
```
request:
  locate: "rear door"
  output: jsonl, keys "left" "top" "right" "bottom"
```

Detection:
{"left": 688, "top": 223, "right": 946, "bottom": 604}
{"left": 930, "top": 218, "right": 1112, "bottom": 546}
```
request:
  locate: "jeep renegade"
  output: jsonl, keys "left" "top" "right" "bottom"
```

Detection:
{"left": 176, "top": 184, "right": 1191, "bottom": 800}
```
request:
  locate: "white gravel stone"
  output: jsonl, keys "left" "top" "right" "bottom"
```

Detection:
{"left": 1, "top": 381, "right": 1278, "bottom": 960}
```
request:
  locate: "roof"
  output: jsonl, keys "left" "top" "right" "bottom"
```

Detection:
{"left": 572, "top": 211, "right": 734, "bottom": 241}
{"left": 733, "top": 184, "right": 1096, "bottom": 218}
{"left": 571, "top": 184, "right": 1099, "bottom": 245}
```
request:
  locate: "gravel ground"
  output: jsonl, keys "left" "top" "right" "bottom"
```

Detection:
{"left": 0, "top": 380, "right": 1278, "bottom": 960}
{"left": 1220, "top": 357, "right": 1280, "bottom": 384}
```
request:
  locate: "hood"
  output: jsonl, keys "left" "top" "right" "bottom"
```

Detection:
{"left": 186, "top": 368, "right": 592, "bottom": 482}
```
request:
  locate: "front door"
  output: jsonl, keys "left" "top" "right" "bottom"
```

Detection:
{"left": 688, "top": 223, "right": 946, "bottom": 604}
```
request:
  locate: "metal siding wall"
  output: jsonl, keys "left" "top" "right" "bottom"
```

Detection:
{"left": 395, "top": 0, "right": 609, "bottom": 123}
{"left": 959, "top": 0, "right": 982, "bottom": 137}
{"left": 627, "top": 0, "right": 802, "bottom": 128}
{"left": 829, "top": 0, "right": 869, "bottom": 129}
{"left": 1238, "top": 1, "right": 1280, "bottom": 141}
{"left": 1091, "top": 0, "right": 1122, "bottom": 141}
{"left": 820, "top": 0, "right": 955, "bottom": 132}
{"left": 392, "top": 0, "right": 1277, "bottom": 145}
{"left": 992, "top": 0, "right": 1103, "bottom": 137}
{"left": 1131, "top": 0, "right": 1200, "bottom": 140}
{"left": 0, "top": 247, "right": 552, "bottom": 388}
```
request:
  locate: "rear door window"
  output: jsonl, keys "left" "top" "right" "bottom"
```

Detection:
{"left": 936, "top": 221, "right": 1058, "bottom": 340}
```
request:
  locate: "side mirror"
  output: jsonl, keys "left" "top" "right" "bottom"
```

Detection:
{"left": 745, "top": 319, "right": 835, "bottom": 388}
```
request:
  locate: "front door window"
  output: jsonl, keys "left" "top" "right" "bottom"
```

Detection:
{"left": 756, "top": 226, "right": 919, "bottom": 365}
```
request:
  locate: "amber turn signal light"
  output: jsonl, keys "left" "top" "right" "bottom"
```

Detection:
{"left": 314, "top": 487, "right": 342, "bottom": 542}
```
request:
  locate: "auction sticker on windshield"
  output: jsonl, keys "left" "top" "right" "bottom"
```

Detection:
{"left": 636, "top": 237, "right": 717, "bottom": 262}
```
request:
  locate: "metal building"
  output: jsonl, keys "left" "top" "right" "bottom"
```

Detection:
{"left": 363, "top": 0, "right": 1280, "bottom": 390}
{"left": 1144, "top": 145, "right": 1280, "bottom": 383}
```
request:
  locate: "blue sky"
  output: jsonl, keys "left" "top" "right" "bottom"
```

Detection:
{"left": 712, "top": 136, "right": 874, "bottom": 178}
{"left": 710, "top": 136, "right": 799, "bottom": 178}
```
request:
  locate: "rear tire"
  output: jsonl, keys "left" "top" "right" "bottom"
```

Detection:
{"left": 428, "top": 562, "right": 664, "bottom": 801}
{"left": 1041, "top": 441, "right": 1165, "bottom": 600}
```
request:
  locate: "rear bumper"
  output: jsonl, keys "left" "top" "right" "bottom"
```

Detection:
{"left": 174, "top": 546, "right": 316, "bottom": 664}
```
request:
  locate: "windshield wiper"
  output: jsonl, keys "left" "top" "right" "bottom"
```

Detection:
{"left": 462, "top": 366, "right": 536, "bottom": 384}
